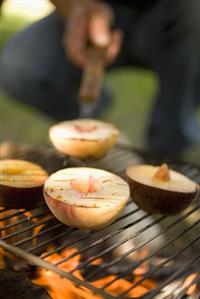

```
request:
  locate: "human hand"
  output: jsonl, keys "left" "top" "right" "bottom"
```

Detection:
{"left": 63, "top": 0, "right": 123, "bottom": 67}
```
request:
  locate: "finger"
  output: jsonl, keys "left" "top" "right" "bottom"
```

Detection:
{"left": 89, "top": 13, "right": 112, "bottom": 47}
{"left": 64, "top": 11, "right": 88, "bottom": 67}
{"left": 106, "top": 29, "right": 123, "bottom": 65}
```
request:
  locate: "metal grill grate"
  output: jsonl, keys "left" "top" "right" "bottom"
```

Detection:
{"left": 0, "top": 145, "right": 200, "bottom": 298}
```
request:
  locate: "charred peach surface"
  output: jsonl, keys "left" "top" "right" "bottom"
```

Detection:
{"left": 44, "top": 167, "right": 130, "bottom": 230}
{"left": 49, "top": 119, "right": 119, "bottom": 159}
{"left": 0, "top": 159, "right": 48, "bottom": 209}
{"left": 126, "top": 164, "right": 199, "bottom": 215}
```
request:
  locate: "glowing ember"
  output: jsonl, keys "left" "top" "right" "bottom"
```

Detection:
{"left": 183, "top": 273, "right": 198, "bottom": 296}
{"left": 0, "top": 208, "right": 27, "bottom": 268}
{"left": 94, "top": 275, "right": 156, "bottom": 298}
{"left": 133, "top": 248, "right": 149, "bottom": 276}
{"left": 0, "top": 207, "right": 49, "bottom": 268}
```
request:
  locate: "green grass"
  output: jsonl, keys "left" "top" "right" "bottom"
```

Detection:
{"left": 104, "top": 69, "right": 158, "bottom": 148}
{"left": 1, "top": 13, "right": 199, "bottom": 163}
{"left": 0, "top": 68, "right": 157, "bottom": 146}
{"left": 0, "top": 13, "right": 29, "bottom": 47}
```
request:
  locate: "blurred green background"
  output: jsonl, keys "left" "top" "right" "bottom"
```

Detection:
{"left": 1, "top": 1, "right": 200, "bottom": 163}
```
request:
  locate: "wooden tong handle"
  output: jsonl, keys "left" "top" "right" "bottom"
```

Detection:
{"left": 79, "top": 46, "right": 106, "bottom": 103}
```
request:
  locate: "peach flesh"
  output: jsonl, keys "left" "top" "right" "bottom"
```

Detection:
{"left": 49, "top": 119, "right": 119, "bottom": 159}
{"left": 126, "top": 164, "right": 199, "bottom": 215}
{"left": 44, "top": 167, "right": 130, "bottom": 230}
{"left": 0, "top": 159, "right": 48, "bottom": 209}
{"left": 44, "top": 191, "right": 127, "bottom": 230}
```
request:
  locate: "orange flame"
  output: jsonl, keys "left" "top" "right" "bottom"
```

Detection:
{"left": 0, "top": 208, "right": 157, "bottom": 299}
{"left": 0, "top": 208, "right": 22, "bottom": 267}
{"left": 133, "top": 248, "right": 149, "bottom": 276}
{"left": 183, "top": 273, "right": 198, "bottom": 296}
{"left": 0, "top": 207, "right": 47, "bottom": 267}
{"left": 33, "top": 248, "right": 103, "bottom": 299}
{"left": 33, "top": 247, "right": 157, "bottom": 299}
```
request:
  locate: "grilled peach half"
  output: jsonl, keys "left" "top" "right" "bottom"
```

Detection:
{"left": 0, "top": 159, "right": 48, "bottom": 209}
{"left": 126, "top": 164, "right": 199, "bottom": 215}
{"left": 49, "top": 119, "right": 119, "bottom": 159}
{"left": 44, "top": 167, "right": 130, "bottom": 230}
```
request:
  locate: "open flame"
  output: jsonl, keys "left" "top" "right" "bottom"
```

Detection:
{"left": 0, "top": 207, "right": 157, "bottom": 298}
{"left": 183, "top": 273, "right": 198, "bottom": 296}
{"left": 33, "top": 247, "right": 156, "bottom": 299}
{"left": 0, "top": 207, "right": 199, "bottom": 299}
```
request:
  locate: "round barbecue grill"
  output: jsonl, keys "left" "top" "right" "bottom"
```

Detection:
{"left": 0, "top": 144, "right": 200, "bottom": 299}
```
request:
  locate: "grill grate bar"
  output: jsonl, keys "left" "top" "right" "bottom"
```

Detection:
{"left": 69, "top": 215, "right": 165, "bottom": 274}
{"left": 0, "top": 204, "right": 49, "bottom": 223}
{"left": 102, "top": 215, "right": 200, "bottom": 291}
{"left": 0, "top": 208, "right": 8, "bottom": 214}
{"left": 108, "top": 207, "right": 198, "bottom": 267}
{"left": 1, "top": 145, "right": 200, "bottom": 299}
{"left": 69, "top": 206, "right": 198, "bottom": 276}
{"left": 1, "top": 218, "right": 53, "bottom": 241}
{"left": 119, "top": 233, "right": 200, "bottom": 297}
{"left": 27, "top": 227, "right": 77, "bottom": 253}
{"left": 117, "top": 219, "right": 200, "bottom": 297}
{"left": 171, "top": 274, "right": 200, "bottom": 299}
{"left": 140, "top": 253, "right": 200, "bottom": 299}
{"left": 0, "top": 209, "right": 30, "bottom": 222}
{"left": 177, "top": 164, "right": 200, "bottom": 178}
{"left": 56, "top": 213, "right": 154, "bottom": 268}
{"left": 56, "top": 208, "right": 147, "bottom": 263}
{"left": 0, "top": 239, "right": 115, "bottom": 299}
{"left": 85, "top": 207, "right": 199, "bottom": 285}
{"left": 0, "top": 209, "right": 50, "bottom": 233}
{"left": 13, "top": 222, "right": 63, "bottom": 247}
{"left": 41, "top": 205, "right": 140, "bottom": 259}
{"left": 41, "top": 230, "right": 95, "bottom": 259}
{"left": 87, "top": 147, "right": 142, "bottom": 175}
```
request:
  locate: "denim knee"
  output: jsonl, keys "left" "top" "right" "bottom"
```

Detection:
{"left": 0, "top": 40, "right": 64, "bottom": 105}
{"left": 0, "top": 42, "right": 33, "bottom": 100}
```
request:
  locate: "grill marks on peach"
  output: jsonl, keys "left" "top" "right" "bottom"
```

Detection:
{"left": 49, "top": 119, "right": 119, "bottom": 158}
{"left": 45, "top": 169, "right": 129, "bottom": 206}
{"left": 44, "top": 168, "right": 130, "bottom": 229}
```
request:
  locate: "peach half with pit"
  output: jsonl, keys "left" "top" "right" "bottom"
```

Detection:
{"left": 44, "top": 167, "right": 130, "bottom": 230}
{"left": 126, "top": 164, "right": 199, "bottom": 215}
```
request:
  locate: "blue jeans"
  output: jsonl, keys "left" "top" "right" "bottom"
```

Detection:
{"left": 0, "top": 0, "right": 200, "bottom": 155}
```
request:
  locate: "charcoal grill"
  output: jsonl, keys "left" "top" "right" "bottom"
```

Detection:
{"left": 0, "top": 145, "right": 200, "bottom": 299}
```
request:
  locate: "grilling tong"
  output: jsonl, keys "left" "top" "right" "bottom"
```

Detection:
{"left": 79, "top": 46, "right": 107, "bottom": 118}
